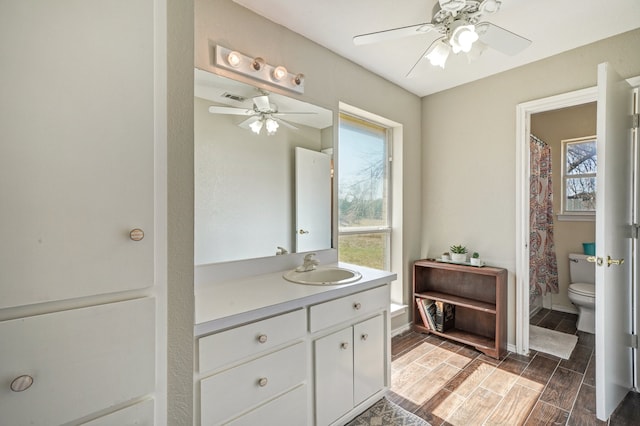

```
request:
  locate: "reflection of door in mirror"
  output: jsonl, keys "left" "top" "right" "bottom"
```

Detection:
{"left": 193, "top": 69, "right": 334, "bottom": 264}
{"left": 295, "top": 147, "right": 332, "bottom": 252}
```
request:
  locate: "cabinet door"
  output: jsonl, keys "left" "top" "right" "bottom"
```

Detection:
{"left": 314, "top": 327, "right": 353, "bottom": 426}
{"left": 354, "top": 314, "right": 386, "bottom": 405}
{"left": 0, "top": 0, "right": 155, "bottom": 309}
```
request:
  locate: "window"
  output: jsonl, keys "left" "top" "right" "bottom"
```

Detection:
{"left": 338, "top": 113, "right": 391, "bottom": 270}
{"left": 561, "top": 136, "right": 597, "bottom": 218}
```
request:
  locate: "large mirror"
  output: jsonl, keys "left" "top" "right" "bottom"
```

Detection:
{"left": 194, "top": 69, "right": 334, "bottom": 264}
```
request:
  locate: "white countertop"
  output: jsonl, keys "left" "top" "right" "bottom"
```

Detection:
{"left": 194, "top": 262, "right": 397, "bottom": 337}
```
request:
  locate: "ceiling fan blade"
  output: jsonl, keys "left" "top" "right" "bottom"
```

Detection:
{"left": 252, "top": 95, "right": 271, "bottom": 112}
{"left": 208, "top": 106, "right": 254, "bottom": 115}
{"left": 353, "top": 23, "right": 434, "bottom": 46}
{"left": 405, "top": 37, "right": 442, "bottom": 78}
{"left": 273, "top": 117, "right": 298, "bottom": 130}
{"left": 238, "top": 116, "right": 260, "bottom": 129}
{"left": 271, "top": 111, "right": 317, "bottom": 116}
{"left": 476, "top": 22, "right": 531, "bottom": 56}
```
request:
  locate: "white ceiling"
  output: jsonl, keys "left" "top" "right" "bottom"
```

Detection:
{"left": 233, "top": 0, "right": 640, "bottom": 97}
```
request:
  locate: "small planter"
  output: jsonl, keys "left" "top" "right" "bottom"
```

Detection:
{"left": 451, "top": 253, "right": 467, "bottom": 263}
{"left": 470, "top": 257, "right": 483, "bottom": 266}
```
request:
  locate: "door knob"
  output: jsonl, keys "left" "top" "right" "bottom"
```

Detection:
{"left": 586, "top": 256, "right": 604, "bottom": 266}
{"left": 607, "top": 256, "right": 624, "bottom": 267}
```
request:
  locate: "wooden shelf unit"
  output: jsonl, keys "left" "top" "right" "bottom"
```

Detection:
{"left": 413, "top": 260, "right": 507, "bottom": 359}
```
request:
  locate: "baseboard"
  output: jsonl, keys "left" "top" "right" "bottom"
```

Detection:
{"left": 552, "top": 304, "right": 578, "bottom": 314}
{"left": 391, "top": 322, "right": 411, "bottom": 337}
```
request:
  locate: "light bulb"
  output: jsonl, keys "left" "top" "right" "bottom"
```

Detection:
{"left": 227, "top": 51, "right": 241, "bottom": 67}
{"left": 426, "top": 41, "right": 450, "bottom": 68}
{"left": 272, "top": 66, "right": 287, "bottom": 81}
{"left": 265, "top": 118, "right": 279, "bottom": 135}
{"left": 249, "top": 119, "right": 263, "bottom": 134}
{"left": 251, "top": 57, "right": 265, "bottom": 71}
{"left": 450, "top": 24, "right": 478, "bottom": 54}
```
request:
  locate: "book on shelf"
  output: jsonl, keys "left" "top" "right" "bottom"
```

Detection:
{"left": 435, "top": 301, "right": 455, "bottom": 332}
{"left": 415, "top": 297, "right": 430, "bottom": 330}
{"left": 416, "top": 298, "right": 437, "bottom": 330}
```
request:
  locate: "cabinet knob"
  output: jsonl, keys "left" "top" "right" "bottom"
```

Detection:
{"left": 257, "top": 334, "right": 268, "bottom": 343}
{"left": 258, "top": 377, "right": 268, "bottom": 387}
{"left": 340, "top": 342, "right": 349, "bottom": 350}
{"left": 353, "top": 302, "right": 361, "bottom": 310}
{"left": 10, "top": 375, "right": 33, "bottom": 392}
{"left": 129, "top": 228, "right": 145, "bottom": 241}
{"left": 361, "top": 333, "right": 369, "bottom": 341}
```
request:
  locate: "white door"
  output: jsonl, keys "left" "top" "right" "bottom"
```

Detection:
{"left": 595, "top": 62, "right": 634, "bottom": 420}
{"left": 353, "top": 314, "right": 385, "bottom": 405}
{"left": 295, "top": 147, "right": 332, "bottom": 252}
{"left": 0, "top": 0, "right": 155, "bottom": 309}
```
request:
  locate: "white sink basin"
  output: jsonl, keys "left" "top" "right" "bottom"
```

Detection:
{"left": 283, "top": 267, "right": 362, "bottom": 285}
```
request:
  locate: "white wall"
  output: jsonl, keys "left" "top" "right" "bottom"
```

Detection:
{"left": 195, "top": 0, "right": 423, "bottom": 324}
{"left": 422, "top": 28, "right": 640, "bottom": 346}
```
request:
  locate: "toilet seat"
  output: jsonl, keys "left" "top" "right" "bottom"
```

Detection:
{"left": 569, "top": 283, "right": 595, "bottom": 297}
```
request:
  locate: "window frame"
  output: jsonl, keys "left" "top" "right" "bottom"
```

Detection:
{"left": 558, "top": 135, "right": 597, "bottom": 221}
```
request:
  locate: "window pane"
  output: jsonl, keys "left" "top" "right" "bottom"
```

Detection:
{"left": 565, "top": 177, "right": 596, "bottom": 211}
{"left": 338, "top": 233, "right": 389, "bottom": 270}
{"left": 566, "top": 140, "right": 596, "bottom": 175}
{"left": 338, "top": 117, "right": 389, "bottom": 228}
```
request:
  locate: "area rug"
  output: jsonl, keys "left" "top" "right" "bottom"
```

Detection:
{"left": 346, "top": 397, "right": 431, "bottom": 426}
{"left": 529, "top": 325, "right": 578, "bottom": 359}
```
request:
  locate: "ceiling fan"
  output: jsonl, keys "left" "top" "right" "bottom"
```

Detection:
{"left": 208, "top": 93, "right": 315, "bottom": 135}
{"left": 353, "top": 0, "right": 531, "bottom": 74}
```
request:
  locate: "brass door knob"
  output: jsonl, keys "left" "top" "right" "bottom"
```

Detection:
{"left": 607, "top": 256, "right": 624, "bottom": 267}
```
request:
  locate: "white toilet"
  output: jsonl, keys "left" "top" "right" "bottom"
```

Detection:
{"left": 568, "top": 253, "right": 596, "bottom": 334}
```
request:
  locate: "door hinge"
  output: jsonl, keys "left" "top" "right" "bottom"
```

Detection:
{"left": 633, "top": 113, "right": 640, "bottom": 129}
{"left": 632, "top": 224, "right": 640, "bottom": 239}
{"left": 631, "top": 334, "right": 639, "bottom": 349}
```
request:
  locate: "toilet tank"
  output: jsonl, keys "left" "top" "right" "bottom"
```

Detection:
{"left": 569, "top": 253, "right": 595, "bottom": 284}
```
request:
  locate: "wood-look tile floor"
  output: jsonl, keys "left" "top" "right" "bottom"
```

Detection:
{"left": 388, "top": 309, "right": 639, "bottom": 425}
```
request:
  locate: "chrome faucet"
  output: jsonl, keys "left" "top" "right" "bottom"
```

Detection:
{"left": 296, "top": 253, "right": 319, "bottom": 272}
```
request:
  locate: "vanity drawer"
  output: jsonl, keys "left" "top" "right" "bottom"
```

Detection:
{"left": 0, "top": 298, "right": 155, "bottom": 426}
{"left": 198, "top": 309, "right": 306, "bottom": 373}
{"left": 200, "top": 341, "right": 306, "bottom": 425}
{"left": 309, "top": 284, "right": 389, "bottom": 332}
{"left": 225, "top": 384, "right": 307, "bottom": 426}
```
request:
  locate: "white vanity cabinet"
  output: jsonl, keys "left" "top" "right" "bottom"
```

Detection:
{"left": 311, "top": 285, "right": 389, "bottom": 426}
{"left": 197, "top": 309, "right": 308, "bottom": 425}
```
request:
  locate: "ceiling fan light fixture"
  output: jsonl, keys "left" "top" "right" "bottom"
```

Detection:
{"left": 226, "top": 51, "right": 241, "bottom": 68}
{"left": 426, "top": 40, "right": 450, "bottom": 68}
{"left": 265, "top": 118, "right": 279, "bottom": 135}
{"left": 249, "top": 119, "right": 263, "bottom": 134}
{"left": 450, "top": 23, "right": 479, "bottom": 53}
{"left": 272, "top": 65, "right": 288, "bottom": 81}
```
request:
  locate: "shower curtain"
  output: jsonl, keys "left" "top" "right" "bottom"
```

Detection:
{"left": 530, "top": 135, "right": 559, "bottom": 297}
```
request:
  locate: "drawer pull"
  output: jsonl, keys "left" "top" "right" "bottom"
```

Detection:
{"left": 257, "top": 334, "right": 268, "bottom": 343}
{"left": 340, "top": 342, "right": 349, "bottom": 350}
{"left": 129, "top": 228, "right": 145, "bottom": 241}
{"left": 353, "top": 302, "right": 362, "bottom": 310}
{"left": 361, "top": 333, "right": 369, "bottom": 341}
{"left": 258, "top": 377, "right": 268, "bottom": 387}
{"left": 10, "top": 375, "right": 33, "bottom": 392}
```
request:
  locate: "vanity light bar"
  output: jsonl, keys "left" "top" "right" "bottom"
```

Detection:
{"left": 214, "top": 45, "right": 305, "bottom": 94}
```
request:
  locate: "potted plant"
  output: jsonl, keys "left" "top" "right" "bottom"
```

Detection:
{"left": 470, "top": 252, "right": 482, "bottom": 266}
{"left": 450, "top": 245, "right": 467, "bottom": 262}
{"left": 441, "top": 252, "right": 451, "bottom": 261}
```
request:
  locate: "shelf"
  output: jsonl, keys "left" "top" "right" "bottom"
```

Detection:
{"left": 413, "top": 260, "right": 507, "bottom": 359}
{"left": 414, "top": 324, "right": 495, "bottom": 351}
{"left": 416, "top": 291, "right": 496, "bottom": 314}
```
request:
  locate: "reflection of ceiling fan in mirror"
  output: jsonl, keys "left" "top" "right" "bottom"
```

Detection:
{"left": 208, "top": 93, "right": 316, "bottom": 135}
{"left": 353, "top": 0, "right": 531, "bottom": 74}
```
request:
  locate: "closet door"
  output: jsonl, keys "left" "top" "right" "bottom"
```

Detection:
{"left": 0, "top": 0, "right": 155, "bottom": 308}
